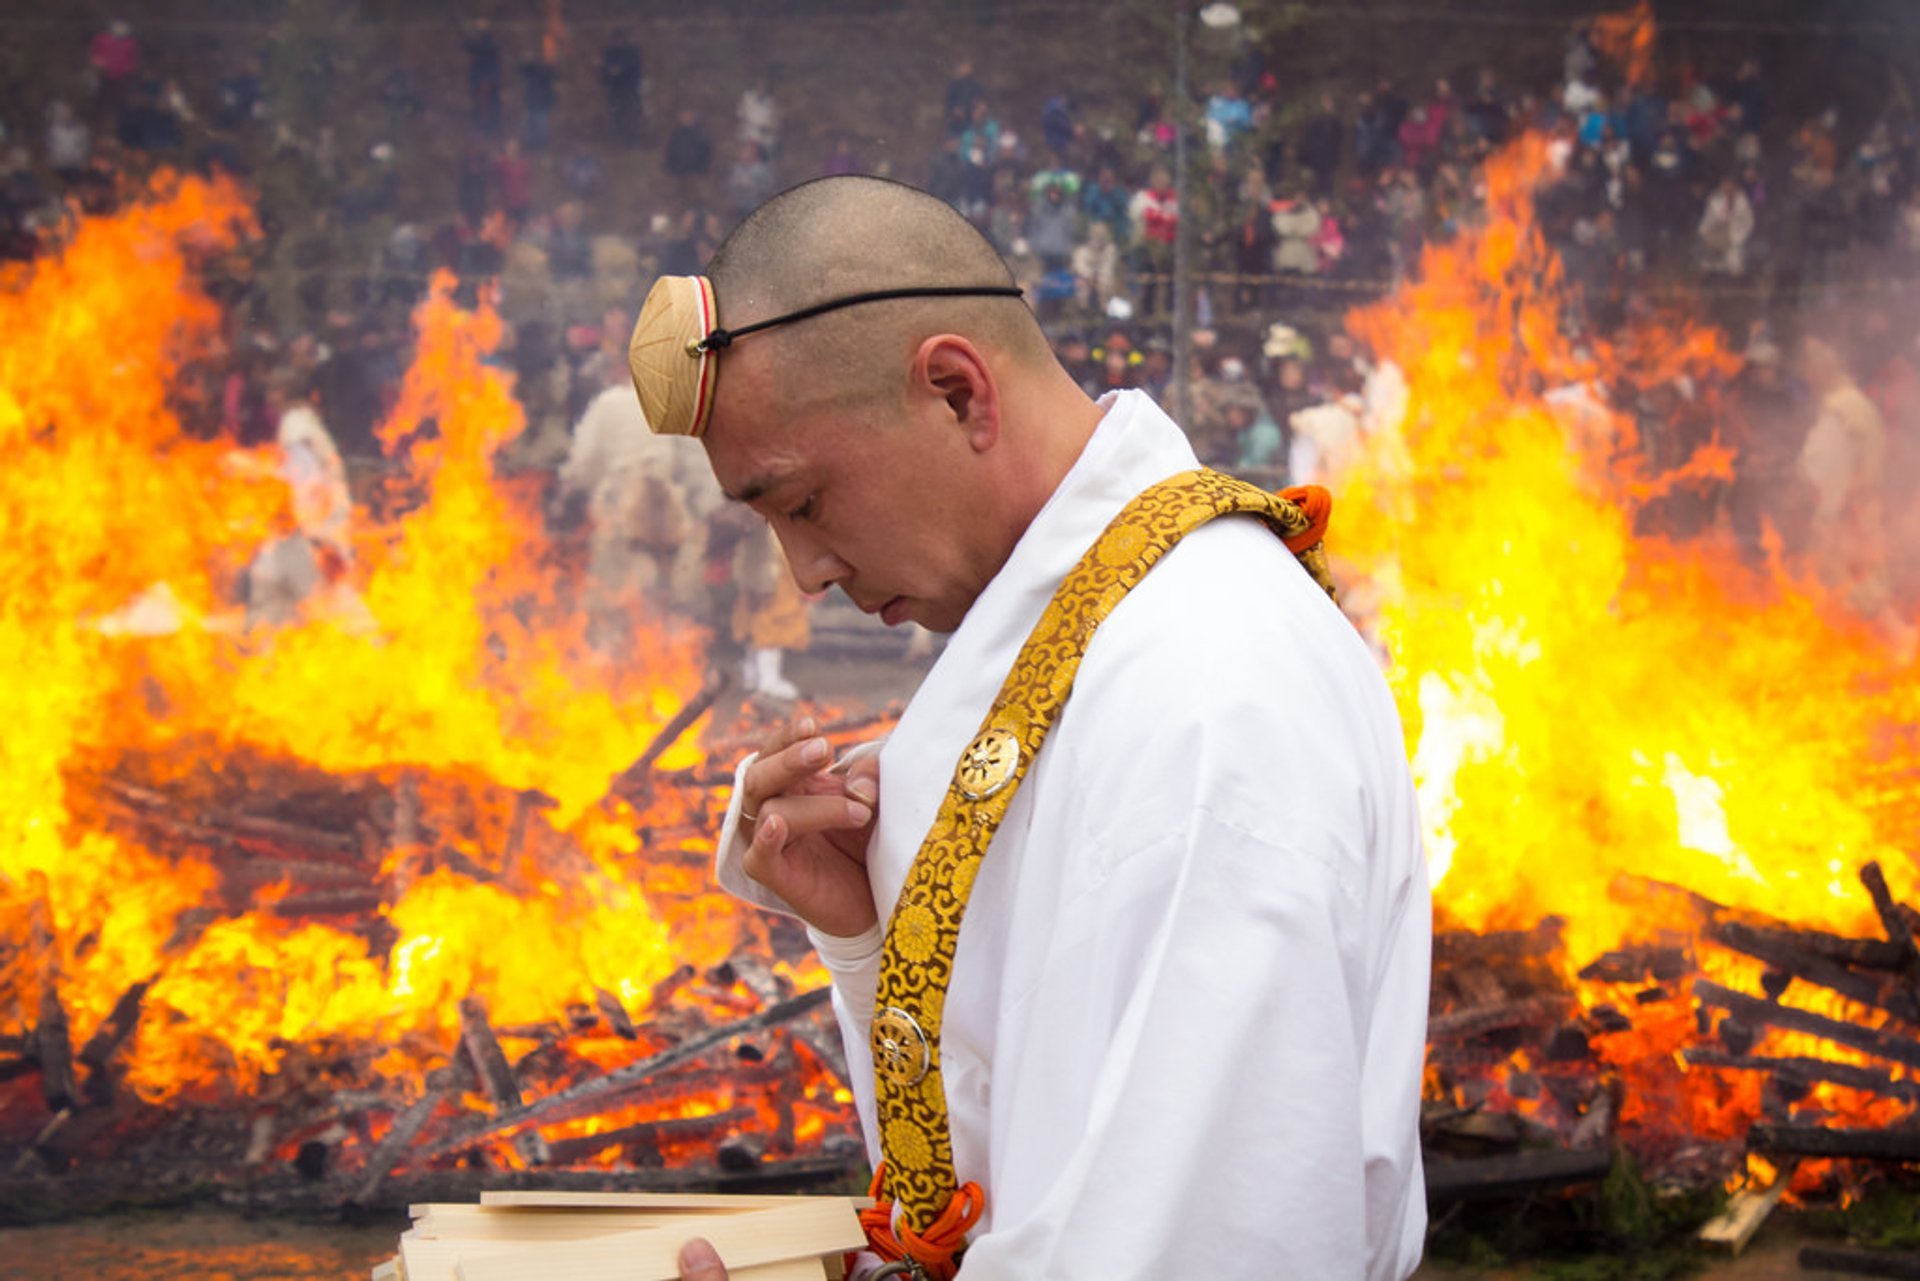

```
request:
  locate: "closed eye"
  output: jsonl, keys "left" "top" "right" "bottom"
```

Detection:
{"left": 787, "top": 493, "right": 819, "bottom": 523}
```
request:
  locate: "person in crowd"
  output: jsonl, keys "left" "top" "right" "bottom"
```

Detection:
{"left": 464, "top": 20, "right": 503, "bottom": 137}
{"left": 45, "top": 100, "right": 90, "bottom": 182}
{"left": 1298, "top": 91, "right": 1345, "bottom": 194}
{"left": 520, "top": 53, "right": 558, "bottom": 152}
{"left": 737, "top": 77, "right": 779, "bottom": 156}
{"left": 1128, "top": 164, "right": 1178, "bottom": 317}
{"left": 725, "top": 140, "right": 777, "bottom": 221}
{"left": 944, "top": 59, "right": 985, "bottom": 135}
{"left": 1724, "top": 334, "right": 1810, "bottom": 566}
{"left": 556, "top": 379, "right": 720, "bottom": 650}
{"left": 1797, "top": 337, "right": 1903, "bottom": 649}
{"left": 1025, "top": 171, "right": 1078, "bottom": 275}
{"left": 731, "top": 523, "right": 812, "bottom": 702}
{"left": 1070, "top": 219, "right": 1121, "bottom": 316}
{"left": 241, "top": 376, "right": 370, "bottom": 630}
{"left": 665, "top": 107, "right": 715, "bottom": 178}
{"left": 1272, "top": 193, "right": 1322, "bottom": 275}
{"left": 88, "top": 19, "right": 141, "bottom": 127}
{"left": 600, "top": 33, "right": 645, "bottom": 145}
{"left": 1204, "top": 80, "right": 1253, "bottom": 152}
{"left": 493, "top": 136, "right": 534, "bottom": 225}
{"left": 1078, "top": 163, "right": 1131, "bottom": 246}
{"left": 1697, "top": 172, "right": 1754, "bottom": 275}
{"left": 623, "top": 177, "right": 1428, "bottom": 1281}
{"left": 823, "top": 133, "right": 865, "bottom": 178}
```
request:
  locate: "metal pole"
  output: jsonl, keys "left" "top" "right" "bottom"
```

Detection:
{"left": 1170, "top": 2, "right": 1192, "bottom": 427}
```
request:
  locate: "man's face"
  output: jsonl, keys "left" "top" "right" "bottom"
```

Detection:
{"left": 700, "top": 339, "right": 998, "bottom": 634}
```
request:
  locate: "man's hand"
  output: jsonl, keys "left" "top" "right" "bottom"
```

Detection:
{"left": 738, "top": 715, "right": 881, "bottom": 938}
{"left": 679, "top": 1237, "right": 729, "bottom": 1281}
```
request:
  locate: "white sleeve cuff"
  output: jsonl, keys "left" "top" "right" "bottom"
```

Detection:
{"left": 713, "top": 752, "right": 802, "bottom": 917}
{"left": 809, "top": 921, "right": 885, "bottom": 1027}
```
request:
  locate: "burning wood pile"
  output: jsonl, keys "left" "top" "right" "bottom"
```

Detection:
{"left": 0, "top": 725, "right": 879, "bottom": 1217}
{"left": 0, "top": 177, "right": 872, "bottom": 1219}
{"left": 1424, "top": 861, "right": 1920, "bottom": 1215}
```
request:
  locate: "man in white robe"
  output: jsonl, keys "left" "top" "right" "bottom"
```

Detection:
{"left": 654, "top": 178, "right": 1429, "bottom": 1281}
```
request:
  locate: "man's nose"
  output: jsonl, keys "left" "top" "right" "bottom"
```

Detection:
{"left": 772, "top": 524, "right": 849, "bottom": 595}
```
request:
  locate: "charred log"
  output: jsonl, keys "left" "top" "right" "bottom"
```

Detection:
{"left": 1684, "top": 1048, "right": 1920, "bottom": 1103}
{"left": 1428, "top": 994, "right": 1570, "bottom": 1041}
{"left": 458, "top": 997, "right": 524, "bottom": 1112}
{"left": 1423, "top": 1146, "right": 1614, "bottom": 1203}
{"left": 75, "top": 979, "right": 150, "bottom": 1102}
{"left": 419, "top": 987, "right": 832, "bottom": 1159}
{"left": 1747, "top": 1122, "right": 1920, "bottom": 1163}
{"left": 1693, "top": 981, "right": 1920, "bottom": 1071}
{"left": 1706, "top": 919, "right": 1920, "bottom": 1025}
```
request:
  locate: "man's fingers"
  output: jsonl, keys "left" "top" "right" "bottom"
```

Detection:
{"left": 741, "top": 795, "right": 873, "bottom": 875}
{"left": 678, "top": 1237, "right": 728, "bottom": 1281}
{"left": 843, "top": 752, "right": 880, "bottom": 806}
{"left": 741, "top": 729, "right": 835, "bottom": 812}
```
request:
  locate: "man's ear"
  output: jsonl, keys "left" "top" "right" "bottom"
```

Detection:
{"left": 915, "top": 334, "right": 1000, "bottom": 452}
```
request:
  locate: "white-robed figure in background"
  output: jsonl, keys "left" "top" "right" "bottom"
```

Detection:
{"left": 244, "top": 387, "right": 372, "bottom": 630}
{"left": 557, "top": 382, "right": 723, "bottom": 648}
{"left": 637, "top": 178, "right": 1429, "bottom": 1281}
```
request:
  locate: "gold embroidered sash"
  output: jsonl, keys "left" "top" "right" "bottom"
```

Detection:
{"left": 866, "top": 469, "right": 1337, "bottom": 1266}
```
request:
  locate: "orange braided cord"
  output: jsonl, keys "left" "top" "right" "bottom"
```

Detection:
{"left": 1277, "top": 483, "right": 1332, "bottom": 554}
{"left": 859, "top": 1164, "right": 984, "bottom": 1279}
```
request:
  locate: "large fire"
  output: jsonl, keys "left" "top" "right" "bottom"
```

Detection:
{"left": 4, "top": 107, "right": 1918, "bottom": 1197}
{"left": 1335, "top": 135, "right": 1920, "bottom": 1156}
{"left": 0, "top": 173, "right": 819, "bottom": 1129}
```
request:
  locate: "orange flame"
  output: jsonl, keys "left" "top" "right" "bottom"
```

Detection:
{"left": 0, "top": 176, "right": 806, "bottom": 1110}
{"left": 1337, "top": 136, "right": 1920, "bottom": 966}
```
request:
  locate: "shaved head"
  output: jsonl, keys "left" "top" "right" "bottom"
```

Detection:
{"left": 706, "top": 176, "right": 1051, "bottom": 411}
{"left": 691, "top": 176, "right": 1105, "bottom": 634}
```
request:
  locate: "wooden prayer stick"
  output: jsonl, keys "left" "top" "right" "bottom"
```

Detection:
{"left": 1696, "top": 1180, "right": 1786, "bottom": 1255}
{"left": 442, "top": 1198, "right": 864, "bottom": 1281}
{"left": 1693, "top": 981, "right": 1920, "bottom": 1070}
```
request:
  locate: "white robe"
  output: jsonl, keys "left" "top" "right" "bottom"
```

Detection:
{"left": 716, "top": 390, "right": 1430, "bottom": 1280}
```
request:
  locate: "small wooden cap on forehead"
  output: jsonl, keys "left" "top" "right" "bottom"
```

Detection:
{"left": 628, "top": 275, "right": 719, "bottom": 437}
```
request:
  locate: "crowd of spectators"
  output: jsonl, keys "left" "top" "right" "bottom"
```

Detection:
{"left": 0, "top": 10, "right": 1916, "bottom": 608}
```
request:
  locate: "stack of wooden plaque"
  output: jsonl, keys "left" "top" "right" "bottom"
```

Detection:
{"left": 373, "top": 1190, "right": 869, "bottom": 1280}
